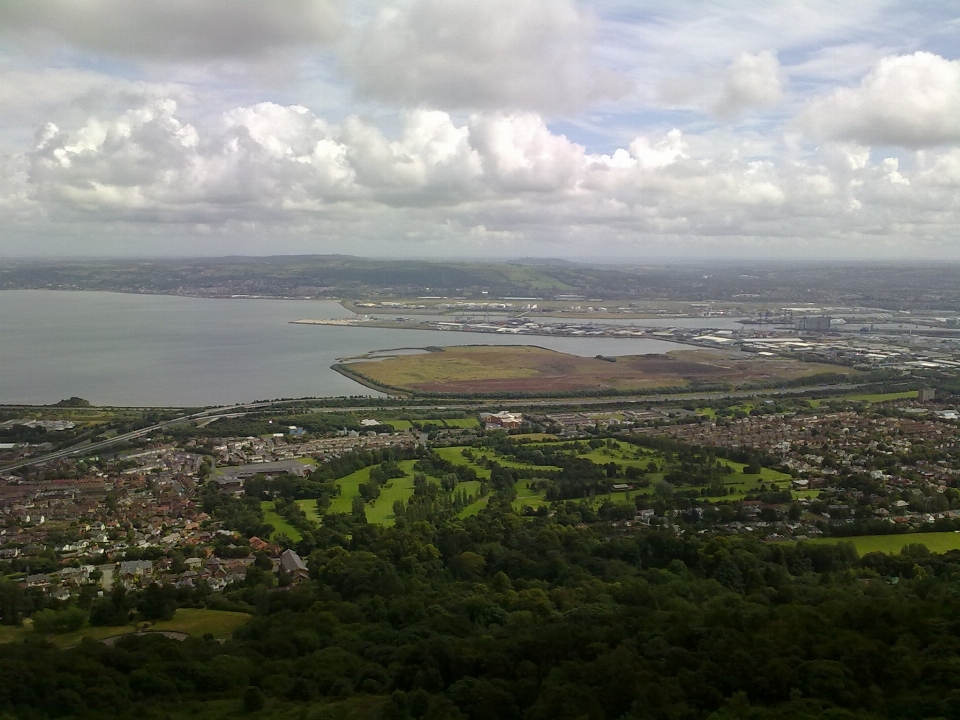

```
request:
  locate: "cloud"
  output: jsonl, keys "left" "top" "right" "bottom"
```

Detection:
{"left": 11, "top": 96, "right": 960, "bottom": 258}
{"left": 803, "top": 52, "right": 960, "bottom": 147}
{"left": 659, "top": 51, "right": 784, "bottom": 120}
{"left": 1, "top": 0, "right": 342, "bottom": 59}
{"left": 713, "top": 51, "right": 785, "bottom": 119}
{"left": 343, "top": 0, "right": 628, "bottom": 113}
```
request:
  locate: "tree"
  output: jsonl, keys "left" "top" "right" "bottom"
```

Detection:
{"left": 138, "top": 583, "right": 176, "bottom": 621}
{"left": 0, "top": 581, "right": 28, "bottom": 626}
{"left": 351, "top": 495, "right": 367, "bottom": 523}
{"left": 242, "top": 686, "right": 265, "bottom": 712}
{"left": 31, "top": 607, "right": 85, "bottom": 634}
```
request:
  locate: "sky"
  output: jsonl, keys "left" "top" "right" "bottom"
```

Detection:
{"left": 1, "top": 0, "right": 959, "bottom": 261}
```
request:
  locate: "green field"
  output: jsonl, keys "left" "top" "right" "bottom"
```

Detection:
{"left": 458, "top": 496, "right": 490, "bottom": 518}
{"left": 0, "top": 608, "right": 251, "bottom": 647}
{"left": 296, "top": 498, "right": 323, "bottom": 525}
{"left": 441, "top": 417, "right": 480, "bottom": 428}
{"left": 797, "top": 532, "right": 960, "bottom": 555}
{"left": 434, "top": 446, "right": 493, "bottom": 479}
{"left": 323, "top": 459, "right": 420, "bottom": 525}
{"left": 438, "top": 440, "right": 806, "bottom": 510}
{"left": 260, "top": 501, "right": 303, "bottom": 543}
{"left": 810, "top": 390, "right": 917, "bottom": 407}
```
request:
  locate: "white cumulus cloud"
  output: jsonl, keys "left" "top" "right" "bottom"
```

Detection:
{"left": 343, "top": 0, "right": 628, "bottom": 113}
{"left": 1, "top": 0, "right": 343, "bottom": 59}
{"left": 803, "top": 52, "right": 960, "bottom": 147}
{"left": 5, "top": 96, "right": 959, "bottom": 257}
{"left": 713, "top": 51, "right": 785, "bottom": 120}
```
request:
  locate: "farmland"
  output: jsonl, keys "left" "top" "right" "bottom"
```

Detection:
{"left": 339, "top": 345, "right": 858, "bottom": 395}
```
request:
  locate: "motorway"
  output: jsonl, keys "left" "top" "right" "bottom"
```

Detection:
{"left": 1, "top": 383, "right": 865, "bottom": 472}
{"left": 0, "top": 401, "right": 284, "bottom": 472}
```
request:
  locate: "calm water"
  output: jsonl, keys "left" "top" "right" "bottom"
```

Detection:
{"left": 1, "top": 291, "right": 687, "bottom": 406}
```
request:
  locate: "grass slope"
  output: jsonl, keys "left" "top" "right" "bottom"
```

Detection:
{"left": 0, "top": 608, "right": 250, "bottom": 647}
{"left": 325, "top": 459, "right": 420, "bottom": 526}
{"left": 798, "top": 532, "right": 960, "bottom": 555}
{"left": 260, "top": 501, "right": 303, "bottom": 543}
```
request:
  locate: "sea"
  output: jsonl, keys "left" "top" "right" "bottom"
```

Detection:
{"left": 1, "top": 291, "right": 695, "bottom": 406}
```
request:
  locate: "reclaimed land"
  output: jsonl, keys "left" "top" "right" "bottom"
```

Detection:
{"left": 335, "top": 345, "right": 859, "bottom": 396}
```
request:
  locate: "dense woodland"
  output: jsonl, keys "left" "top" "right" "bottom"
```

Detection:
{"left": 4, "top": 494, "right": 960, "bottom": 719}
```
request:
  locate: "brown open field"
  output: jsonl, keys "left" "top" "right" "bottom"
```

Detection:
{"left": 339, "top": 345, "right": 857, "bottom": 395}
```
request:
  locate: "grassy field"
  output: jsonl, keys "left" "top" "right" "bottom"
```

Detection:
{"left": 382, "top": 418, "right": 413, "bottom": 430}
{"left": 796, "top": 532, "right": 960, "bottom": 555}
{"left": 296, "top": 498, "right": 323, "bottom": 524}
{"left": 499, "top": 266, "right": 575, "bottom": 290}
{"left": 342, "top": 345, "right": 857, "bottom": 395}
{"left": 810, "top": 390, "right": 917, "bottom": 407}
{"left": 323, "top": 459, "right": 420, "bottom": 525}
{"left": 513, "top": 433, "right": 560, "bottom": 441}
{"left": 438, "top": 439, "right": 806, "bottom": 509}
{"left": 260, "top": 501, "right": 303, "bottom": 543}
{"left": 0, "top": 608, "right": 251, "bottom": 647}
{"left": 441, "top": 417, "right": 480, "bottom": 428}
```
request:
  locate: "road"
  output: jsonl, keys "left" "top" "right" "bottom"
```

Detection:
{"left": 0, "top": 401, "right": 282, "bottom": 472}
{"left": 1, "top": 383, "right": 864, "bottom": 472}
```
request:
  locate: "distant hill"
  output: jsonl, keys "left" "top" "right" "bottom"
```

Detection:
{"left": 2, "top": 255, "right": 958, "bottom": 308}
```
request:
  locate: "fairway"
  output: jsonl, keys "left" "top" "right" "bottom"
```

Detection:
{"left": 339, "top": 345, "right": 857, "bottom": 395}
{"left": 261, "top": 501, "right": 303, "bottom": 542}
{"left": 296, "top": 498, "right": 323, "bottom": 524}
{"left": 462, "top": 438, "right": 806, "bottom": 507}
{"left": 325, "top": 459, "right": 419, "bottom": 524}
{"left": 798, "top": 532, "right": 960, "bottom": 555}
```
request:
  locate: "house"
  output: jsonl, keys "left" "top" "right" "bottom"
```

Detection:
{"left": 249, "top": 536, "right": 280, "bottom": 555}
{"left": 480, "top": 411, "right": 523, "bottom": 430}
{"left": 118, "top": 560, "right": 153, "bottom": 580}
{"left": 278, "top": 549, "right": 309, "bottom": 583}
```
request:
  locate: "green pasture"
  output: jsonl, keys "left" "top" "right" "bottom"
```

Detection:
{"left": 810, "top": 390, "right": 917, "bottom": 407}
{"left": 796, "top": 532, "right": 960, "bottom": 555}
{"left": 513, "top": 433, "right": 559, "bottom": 441}
{"left": 499, "top": 266, "right": 574, "bottom": 290}
{"left": 441, "top": 417, "right": 480, "bottom": 428}
{"left": 0, "top": 608, "right": 250, "bottom": 647}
